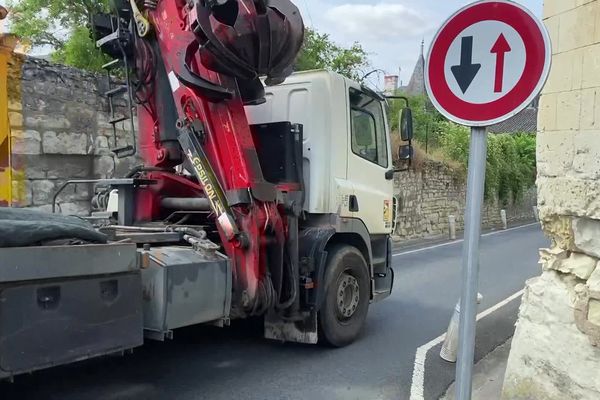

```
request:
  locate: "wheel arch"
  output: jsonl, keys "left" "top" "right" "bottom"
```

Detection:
{"left": 325, "top": 233, "right": 370, "bottom": 275}
{"left": 299, "top": 217, "right": 375, "bottom": 311}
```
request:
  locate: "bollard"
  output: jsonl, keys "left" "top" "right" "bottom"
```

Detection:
{"left": 533, "top": 206, "right": 540, "bottom": 222}
{"left": 449, "top": 215, "right": 457, "bottom": 240}
{"left": 500, "top": 209, "right": 507, "bottom": 230}
{"left": 440, "top": 293, "right": 483, "bottom": 363}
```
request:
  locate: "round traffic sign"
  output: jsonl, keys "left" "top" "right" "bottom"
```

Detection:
{"left": 425, "top": 0, "right": 551, "bottom": 127}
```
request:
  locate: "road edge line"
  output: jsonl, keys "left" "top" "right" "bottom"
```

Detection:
{"left": 408, "top": 289, "right": 525, "bottom": 400}
{"left": 393, "top": 222, "right": 540, "bottom": 257}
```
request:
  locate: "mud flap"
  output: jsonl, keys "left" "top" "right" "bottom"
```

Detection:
{"left": 264, "top": 310, "right": 318, "bottom": 344}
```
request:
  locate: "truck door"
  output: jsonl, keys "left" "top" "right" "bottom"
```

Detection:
{"left": 346, "top": 87, "right": 394, "bottom": 235}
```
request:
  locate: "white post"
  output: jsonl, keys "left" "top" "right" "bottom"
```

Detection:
{"left": 449, "top": 215, "right": 457, "bottom": 240}
{"left": 501, "top": 209, "right": 508, "bottom": 230}
{"left": 440, "top": 293, "right": 483, "bottom": 363}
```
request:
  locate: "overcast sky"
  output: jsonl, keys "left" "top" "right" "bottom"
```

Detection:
{"left": 295, "top": 0, "right": 543, "bottom": 88}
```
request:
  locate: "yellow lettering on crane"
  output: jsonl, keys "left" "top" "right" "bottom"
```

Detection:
{"left": 185, "top": 149, "right": 226, "bottom": 216}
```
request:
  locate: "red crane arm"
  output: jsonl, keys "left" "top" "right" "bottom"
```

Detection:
{"left": 122, "top": 0, "right": 303, "bottom": 316}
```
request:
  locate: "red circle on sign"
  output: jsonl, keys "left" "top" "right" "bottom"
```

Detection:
{"left": 426, "top": 1, "right": 550, "bottom": 126}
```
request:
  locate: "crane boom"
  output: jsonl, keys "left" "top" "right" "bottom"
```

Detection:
{"left": 95, "top": 0, "right": 305, "bottom": 316}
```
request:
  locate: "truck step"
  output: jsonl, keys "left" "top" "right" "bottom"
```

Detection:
{"left": 105, "top": 86, "right": 128, "bottom": 97}
{"left": 109, "top": 115, "right": 128, "bottom": 124}
{"left": 96, "top": 30, "right": 120, "bottom": 48}
{"left": 102, "top": 59, "right": 123, "bottom": 70}
{"left": 372, "top": 256, "right": 387, "bottom": 267}
{"left": 112, "top": 145, "right": 135, "bottom": 157}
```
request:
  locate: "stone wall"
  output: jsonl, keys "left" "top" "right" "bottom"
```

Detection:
{"left": 4, "top": 56, "right": 537, "bottom": 238}
{"left": 7, "top": 55, "right": 138, "bottom": 214}
{"left": 393, "top": 159, "right": 537, "bottom": 241}
{"left": 503, "top": 1, "right": 600, "bottom": 399}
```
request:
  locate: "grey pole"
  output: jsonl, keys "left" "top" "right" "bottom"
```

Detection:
{"left": 455, "top": 126, "right": 488, "bottom": 400}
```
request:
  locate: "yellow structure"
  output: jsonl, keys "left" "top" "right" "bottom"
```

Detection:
{"left": 0, "top": 4, "right": 24, "bottom": 206}
{"left": 1, "top": 4, "right": 11, "bottom": 204}
{"left": 0, "top": 34, "right": 17, "bottom": 205}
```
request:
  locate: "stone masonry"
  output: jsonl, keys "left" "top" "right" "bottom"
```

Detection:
{"left": 7, "top": 54, "right": 139, "bottom": 214}
{"left": 394, "top": 159, "right": 536, "bottom": 241}
{"left": 4, "top": 55, "right": 536, "bottom": 239}
{"left": 503, "top": 1, "right": 600, "bottom": 399}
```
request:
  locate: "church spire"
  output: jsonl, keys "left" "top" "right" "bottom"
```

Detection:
{"left": 405, "top": 39, "right": 427, "bottom": 96}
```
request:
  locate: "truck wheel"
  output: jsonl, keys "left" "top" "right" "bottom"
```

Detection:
{"left": 319, "top": 245, "right": 370, "bottom": 347}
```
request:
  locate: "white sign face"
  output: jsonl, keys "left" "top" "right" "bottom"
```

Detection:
{"left": 443, "top": 21, "right": 527, "bottom": 104}
{"left": 425, "top": 0, "right": 552, "bottom": 127}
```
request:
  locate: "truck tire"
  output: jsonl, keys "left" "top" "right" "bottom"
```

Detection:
{"left": 319, "top": 244, "right": 370, "bottom": 347}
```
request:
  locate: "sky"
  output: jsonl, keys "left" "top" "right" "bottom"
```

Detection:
{"left": 1, "top": 0, "right": 543, "bottom": 85}
{"left": 295, "top": 0, "right": 543, "bottom": 89}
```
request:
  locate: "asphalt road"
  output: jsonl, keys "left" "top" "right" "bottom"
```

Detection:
{"left": 2, "top": 224, "right": 547, "bottom": 400}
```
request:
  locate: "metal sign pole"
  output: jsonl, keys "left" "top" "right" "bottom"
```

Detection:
{"left": 455, "top": 126, "right": 488, "bottom": 400}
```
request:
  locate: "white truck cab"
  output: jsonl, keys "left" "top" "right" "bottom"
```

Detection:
{"left": 247, "top": 70, "right": 413, "bottom": 345}
{"left": 247, "top": 70, "right": 396, "bottom": 235}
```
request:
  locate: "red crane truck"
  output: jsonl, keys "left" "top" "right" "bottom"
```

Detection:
{"left": 0, "top": 0, "right": 414, "bottom": 380}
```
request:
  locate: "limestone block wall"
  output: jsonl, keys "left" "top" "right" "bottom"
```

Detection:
{"left": 393, "top": 160, "right": 537, "bottom": 241}
{"left": 6, "top": 55, "right": 138, "bottom": 214}
{"left": 3, "top": 55, "right": 537, "bottom": 235}
{"left": 503, "top": 1, "right": 600, "bottom": 399}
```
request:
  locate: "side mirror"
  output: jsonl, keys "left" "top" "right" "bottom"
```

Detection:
{"left": 400, "top": 108, "right": 414, "bottom": 142}
{"left": 387, "top": 144, "right": 414, "bottom": 177}
{"left": 398, "top": 144, "right": 414, "bottom": 161}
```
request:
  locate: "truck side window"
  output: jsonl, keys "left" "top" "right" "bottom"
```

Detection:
{"left": 351, "top": 109, "right": 378, "bottom": 163}
{"left": 349, "top": 89, "right": 388, "bottom": 168}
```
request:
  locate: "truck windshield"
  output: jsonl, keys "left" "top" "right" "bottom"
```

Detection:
{"left": 349, "top": 88, "right": 388, "bottom": 168}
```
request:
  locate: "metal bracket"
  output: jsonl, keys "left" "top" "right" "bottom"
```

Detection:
{"left": 52, "top": 178, "right": 155, "bottom": 226}
{"left": 129, "top": 0, "right": 151, "bottom": 37}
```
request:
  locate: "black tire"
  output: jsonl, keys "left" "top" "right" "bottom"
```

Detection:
{"left": 319, "top": 244, "right": 370, "bottom": 347}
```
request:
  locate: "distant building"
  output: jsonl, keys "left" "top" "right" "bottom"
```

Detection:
{"left": 399, "top": 40, "right": 426, "bottom": 96}
{"left": 384, "top": 75, "right": 399, "bottom": 95}
{"left": 488, "top": 99, "right": 539, "bottom": 134}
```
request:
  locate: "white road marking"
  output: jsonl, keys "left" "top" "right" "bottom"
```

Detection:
{"left": 408, "top": 289, "right": 525, "bottom": 400}
{"left": 393, "top": 222, "right": 540, "bottom": 257}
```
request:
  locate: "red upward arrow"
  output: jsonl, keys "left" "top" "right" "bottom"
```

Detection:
{"left": 490, "top": 34, "right": 512, "bottom": 93}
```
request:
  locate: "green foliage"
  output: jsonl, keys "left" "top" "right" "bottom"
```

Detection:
{"left": 295, "top": 28, "right": 370, "bottom": 82}
{"left": 439, "top": 125, "right": 536, "bottom": 204}
{"left": 387, "top": 93, "right": 445, "bottom": 145}
{"left": 438, "top": 121, "right": 470, "bottom": 166}
{"left": 8, "top": 0, "right": 110, "bottom": 69}
{"left": 52, "top": 27, "right": 110, "bottom": 71}
{"left": 387, "top": 93, "right": 536, "bottom": 204}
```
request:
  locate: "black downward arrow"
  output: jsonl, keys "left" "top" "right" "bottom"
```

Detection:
{"left": 451, "top": 36, "right": 481, "bottom": 94}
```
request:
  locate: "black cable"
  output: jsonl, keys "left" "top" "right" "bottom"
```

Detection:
{"left": 275, "top": 245, "right": 297, "bottom": 311}
{"left": 132, "top": 30, "right": 157, "bottom": 117}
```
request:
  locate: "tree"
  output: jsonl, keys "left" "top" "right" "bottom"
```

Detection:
{"left": 387, "top": 93, "right": 445, "bottom": 146}
{"left": 295, "top": 28, "right": 370, "bottom": 82}
{"left": 52, "top": 26, "right": 109, "bottom": 71}
{"left": 7, "top": 0, "right": 110, "bottom": 70}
